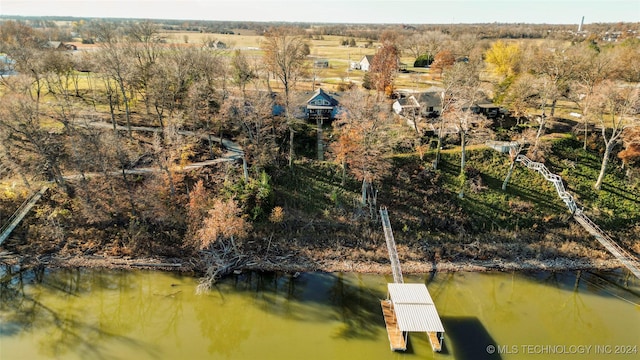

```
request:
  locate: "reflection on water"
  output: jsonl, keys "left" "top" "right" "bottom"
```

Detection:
{"left": 0, "top": 266, "right": 638, "bottom": 360}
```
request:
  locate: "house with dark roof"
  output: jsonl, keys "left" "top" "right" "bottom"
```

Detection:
{"left": 393, "top": 89, "right": 443, "bottom": 118}
{"left": 271, "top": 88, "right": 342, "bottom": 121}
{"left": 313, "top": 59, "right": 329, "bottom": 68}
{"left": 392, "top": 95, "right": 421, "bottom": 117}
{"left": 302, "top": 88, "right": 341, "bottom": 121}
{"left": 470, "top": 101, "right": 502, "bottom": 118}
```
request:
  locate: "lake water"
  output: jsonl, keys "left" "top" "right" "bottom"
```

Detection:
{"left": 0, "top": 267, "right": 638, "bottom": 359}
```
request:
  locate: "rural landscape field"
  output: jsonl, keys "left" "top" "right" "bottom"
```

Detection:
{"left": 0, "top": 4, "right": 639, "bottom": 359}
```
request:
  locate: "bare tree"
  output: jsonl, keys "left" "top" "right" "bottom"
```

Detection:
{"left": 503, "top": 73, "right": 538, "bottom": 125}
{"left": 41, "top": 50, "right": 95, "bottom": 196}
{"left": 568, "top": 44, "right": 613, "bottom": 150}
{"left": 502, "top": 128, "right": 537, "bottom": 190}
{"left": 0, "top": 21, "right": 48, "bottom": 95}
{"left": 126, "top": 20, "right": 164, "bottom": 115}
{"left": 610, "top": 40, "right": 640, "bottom": 83}
{"left": 0, "top": 90, "right": 67, "bottom": 191}
{"left": 92, "top": 22, "right": 134, "bottom": 137}
{"left": 262, "top": 26, "right": 309, "bottom": 167}
{"left": 151, "top": 114, "right": 190, "bottom": 197}
{"left": 442, "top": 60, "right": 493, "bottom": 198}
{"left": 328, "top": 90, "right": 394, "bottom": 216}
{"left": 532, "top": 78, "right": 561, "bottom": 153}
{"left": 501, "top": 63, "right": 561, "bottom": 155}
{"left": 530, "top": 43, "right": 582, "bottom": 119}
{"left": 452, "top": 33, "right": 480, "bottom": 59}
{"left": 402, "top": 31, "right": 450, "bottom": 60}
{"left": 226, "top": 92, "right": 283, "bottom": 170}
{"left": 591, "top": 81, "right": 640, "bottom": 190}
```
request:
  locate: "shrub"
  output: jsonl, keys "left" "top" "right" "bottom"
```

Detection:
{"left": 413, "top": 54, "right": 434, "bottom": 67}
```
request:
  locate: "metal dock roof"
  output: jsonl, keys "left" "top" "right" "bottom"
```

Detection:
{"left": 387, "top": 283, "right": 445, "bottom": 333}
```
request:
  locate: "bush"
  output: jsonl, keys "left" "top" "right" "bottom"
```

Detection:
{"left": 361, "top": 72, "right": 372, "bottom": 90}
{"left": 414, "top": 54, "right": 434, "bottom": 67}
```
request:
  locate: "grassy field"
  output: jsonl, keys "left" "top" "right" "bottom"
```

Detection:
{"left": 162, "top": 30, "right": 261, "bottom": 48}
{"left": 155, "top": 31, "right": 440, "bottom": 91}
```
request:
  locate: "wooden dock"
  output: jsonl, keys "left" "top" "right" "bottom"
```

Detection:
{"left": 379, "top": 208, "right": 445, "bottom": 353}
{"left": 380, "top": 300, "right": 406, "bottom": 351}
{"left": 428, "top": 331, "right": 442, "bottom": 352}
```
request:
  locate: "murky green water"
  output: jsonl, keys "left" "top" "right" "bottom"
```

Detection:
{"left": 0, "top": 268, "right": 638, "bottom": 360}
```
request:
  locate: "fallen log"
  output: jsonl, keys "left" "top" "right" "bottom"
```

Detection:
{"left": 113, "top": 262, "right": 182, "bottom": 267}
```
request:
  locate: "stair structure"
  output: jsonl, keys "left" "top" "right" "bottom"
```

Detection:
{"left": 515, "top": 154, "right": 640, "bottom": 279}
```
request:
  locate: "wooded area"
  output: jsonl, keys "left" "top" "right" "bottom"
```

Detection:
{"left": 0, "top": 18, "right": 638, "bottom": 280}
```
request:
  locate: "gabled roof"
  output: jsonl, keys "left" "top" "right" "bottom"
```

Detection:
{"left": 360, "top": 55, "right": 375, "bottom": 64}
{"left": 396, "top": 96, "right": 420, "bottom": 108}
{"left": 306, "top": 88, "right": 339, "bottom": 107}
{"left": 415, "top": 92, "right": 442, "bottom": 108}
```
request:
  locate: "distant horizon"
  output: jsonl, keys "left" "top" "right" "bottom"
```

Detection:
{"left": 1, "top": 1, "right": 639, "bottom": 25}
{"left": 2, "top": 13, "right": 638, "bottom": 26}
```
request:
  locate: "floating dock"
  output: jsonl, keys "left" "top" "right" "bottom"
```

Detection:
{"left": 379, "top": 208, "right": 445, "bottom": 352}
{"left": 385, "top": 283, "right": 445, "bottom": 352}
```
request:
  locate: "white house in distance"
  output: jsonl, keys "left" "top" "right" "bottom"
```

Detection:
{"left": 352, "top": 54, "right": 406, "bottom": 72}
{"left": 351, "top": 55, "right": 375, "bottom": 71}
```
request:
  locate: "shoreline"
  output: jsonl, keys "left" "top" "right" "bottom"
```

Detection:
{"left": 1, "top": 252, "right": 625, "bottom": 275}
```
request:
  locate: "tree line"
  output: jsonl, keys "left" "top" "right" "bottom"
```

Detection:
{"left": 0, "top": 19, "right": 638, "bottom": 281}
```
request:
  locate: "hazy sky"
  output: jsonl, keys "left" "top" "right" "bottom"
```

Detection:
{"left": 1, "top": 0, "right": 638, "bottom": 24}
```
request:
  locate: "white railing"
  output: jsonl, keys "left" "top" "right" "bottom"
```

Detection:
{"left": 515, "top": 155, "right": 639, "bottom": 279}
{"left": 574, "top": 211, "right": 640, "bottom": 279}
{"left": 516, "top": 155, "right": 578, "bottom": 213}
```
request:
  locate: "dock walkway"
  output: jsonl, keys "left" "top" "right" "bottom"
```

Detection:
{"left": 380, "top": 208, "right": 403, "bottom": 284}
{"left": 0, "top": 186, "right": 48, "bottom": 246}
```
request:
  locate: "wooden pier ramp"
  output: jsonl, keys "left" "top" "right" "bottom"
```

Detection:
{"left": 380, "top": 207, "right": 403, "bottom": 284}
